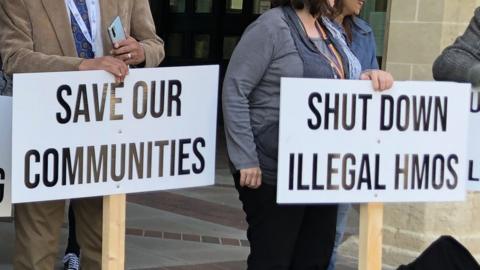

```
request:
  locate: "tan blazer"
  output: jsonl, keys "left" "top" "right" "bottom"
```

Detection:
{"left": 0, "top": 0, "right": 165, "bottom": 75}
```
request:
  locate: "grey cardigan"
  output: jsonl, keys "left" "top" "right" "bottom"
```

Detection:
{"left": 433, "top": 8, "right": 480, "bottom": 82}
{"left": 222, "top": 8, "right": 303, "bottom": 185}
{"left": 222, "top": 7, "right": 349, "bottom": 184}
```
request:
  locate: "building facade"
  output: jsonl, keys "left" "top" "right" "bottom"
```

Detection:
{"left": 382, "top": 0, "right": 480, "bottom": 266}
{"left": 149, "top": 0, "right": 480, "bottom": 267}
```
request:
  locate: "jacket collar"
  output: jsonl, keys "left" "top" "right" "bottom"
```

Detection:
{"left": 351, "top": 16, "right": 373, "bottom": 34}
{"left": 99, "top": 0, "right": 119, "bottom": 54}
{"left": 282, "top": 7, "right": 351, "bottom": 78}
{"left": 41, "top": 0, "right": 118, "bottom": 57}
{"left": 41, "top": 0, "right": 77, "bottom": 57}
{"left": 282, "top": 6, "right": 319, "bottom": 53}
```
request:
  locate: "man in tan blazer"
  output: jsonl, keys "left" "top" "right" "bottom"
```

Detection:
{"left": 0, "top": 0, "right": 164, "bottom": 269}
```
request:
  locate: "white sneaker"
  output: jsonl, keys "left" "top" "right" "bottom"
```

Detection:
{"left": 63, "top": 253, "right": 80, "bottom": 270}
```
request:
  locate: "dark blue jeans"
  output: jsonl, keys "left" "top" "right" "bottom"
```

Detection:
{"left": 327, "top": 204, "right": 351, "bottom": 270}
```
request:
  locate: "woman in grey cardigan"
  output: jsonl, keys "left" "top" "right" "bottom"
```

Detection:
{"left": 222, "top": 0, "right": 392, "bottom": 269}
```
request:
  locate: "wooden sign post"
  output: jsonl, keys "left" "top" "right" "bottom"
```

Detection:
{"left": 359, "top": 203, "right": 384, "bottom": 270}
{"left": 102, "top": 194, "right": 126, "bottom": 270}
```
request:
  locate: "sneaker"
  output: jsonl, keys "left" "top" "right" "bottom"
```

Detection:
{"left": 63, "top": 253, "right": 80, "bottom": 270}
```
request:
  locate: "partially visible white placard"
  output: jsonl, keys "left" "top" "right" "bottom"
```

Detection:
{"left": 0, "top": 96, "right": 12, "bottom": 216}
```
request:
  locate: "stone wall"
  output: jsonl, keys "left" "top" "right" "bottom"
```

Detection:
{"left": 385, "top": 0, "right": 479, "bottom": 80}
{"left": 382, "top": 0, "right": 480, "bottom": 267}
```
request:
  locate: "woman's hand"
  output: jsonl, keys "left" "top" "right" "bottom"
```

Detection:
{"left": 360, "top": 70, "right": 394, "bottom": 91}
{"left": 240, "top": 167, "right": 262, "bottom": 189}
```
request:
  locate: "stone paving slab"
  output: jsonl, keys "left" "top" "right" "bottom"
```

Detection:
{"left": 128, "top": 192, "right": 247, "bottom": 231}
{"left": 127, "top": 203, "right": 246, "bottom": 240}
{"left": 126, "top": 236, "right": 249, "bottom": 269}
{"left": 170, "top": 185, "right": 242, "bottom": 210}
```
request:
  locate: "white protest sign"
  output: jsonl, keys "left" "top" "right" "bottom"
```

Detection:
{"left": 278, "top": 78, "right": 470, "bottom": 203}
{"left": 12, "top": 66, "right": 219, "bottom": 203}
{"left": 0, "top": 96, "right": 12, "bottom": 216}
{"left": 468, "top": 89, "right": 480, "bottom": 191}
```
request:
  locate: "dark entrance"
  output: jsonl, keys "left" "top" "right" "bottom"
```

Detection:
{"left": 148, "top": 0, "right": 389, "bottom": 73}
{"left": 147, "top": 0, "right": 389, "bottom": 123}
{"left": 148, "top": 0, "right": 272, "bottom": 124}
{"left": 149, "top": 0, "right": 271, "bottom": 80}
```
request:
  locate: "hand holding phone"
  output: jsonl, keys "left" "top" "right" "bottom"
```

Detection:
{"left": 109, "top": 16, "right": 146, "bottom": 66}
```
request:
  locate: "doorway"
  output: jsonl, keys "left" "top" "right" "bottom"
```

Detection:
{"left": 149, "top": 0, "right": 271, "bottom": 80}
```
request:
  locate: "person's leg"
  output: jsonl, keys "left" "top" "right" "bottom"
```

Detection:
{"left": 290, "top": 204, "right": 338, "bottom": 270}
{"left": 65, "top": 204, "right": 81, "bottom": 256}
{"left": 63, "top": 203, "right": 81, "bottom": 269}
{"left": 327, "top": 203, "right": 351, "bottom": 270}
{"left": 13, "top": 201, "right": 65, "bottom": 270}
{"left": 234, "top": 173, "right": 305, "bottom": 270}
{"left": 72, "top": 197, "right": 103, "bottom": 269}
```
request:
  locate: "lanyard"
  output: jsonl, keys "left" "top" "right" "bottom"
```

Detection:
{"left": 315, "top": 21, "right": 345, "bottom": 79}
{"left": 67, "top": 0, "right": 97, "bottom": 53}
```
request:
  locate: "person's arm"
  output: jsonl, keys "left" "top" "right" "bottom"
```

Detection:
{"left": 222, "top": 19, "right": 276, "bottom": 184}
{"left": 356, "top": 24, "right": 391, "bottom": 90}
{"left": 433, "top": 8, "right": 480, "bottom": 82}
{"left": 0, "top": 0, "right": 128, "bottom": 82}
{"left": 130, "top": 0, "right": 165, "bottom": 67}
{"left": 0, "top": 0, "right": 83, "bottom": 75}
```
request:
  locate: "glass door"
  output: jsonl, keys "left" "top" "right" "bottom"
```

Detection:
{"left": 359, "top": 0, "right": 388, "bottom": 67}
{"left": 149, "top": 0, "right": 271, "bottom": 123}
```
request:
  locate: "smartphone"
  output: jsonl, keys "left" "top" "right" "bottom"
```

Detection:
{"left": 108, "top": 16, "right": 126, "bottom": 44}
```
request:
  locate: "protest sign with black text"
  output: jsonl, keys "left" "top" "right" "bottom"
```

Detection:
{"left": 277, "top": 79, "right": 470, "bottom": 203}
{"left": 12, "top": 66, "right": 219, "bottom": 203}
{"left": 468, "top": 89, "right": 480, "bottom": 191}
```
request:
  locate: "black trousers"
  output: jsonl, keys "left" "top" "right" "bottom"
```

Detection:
{"left": 234, "top": 173, "right": 338, "bottom": 270}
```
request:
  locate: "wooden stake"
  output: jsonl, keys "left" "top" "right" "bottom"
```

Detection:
{"left": 358, "top": 203, "right": 384, "bottom": 270}
{"left": 102, "top": 194, "right": 126, "bottom": 270}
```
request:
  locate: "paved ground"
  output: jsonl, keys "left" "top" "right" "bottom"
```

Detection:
{"left": 0, "top": 191, "right": 360, "bottom": 270}
{"left": 0, "top": 133, "right": 369, "bottom": 270}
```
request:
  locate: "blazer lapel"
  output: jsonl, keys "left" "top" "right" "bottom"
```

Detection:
{"left": 41, "top": 0, "right": 77, "bottom": 57}
{"left": 100, "top": 0, "right": 119, "bottom": 54}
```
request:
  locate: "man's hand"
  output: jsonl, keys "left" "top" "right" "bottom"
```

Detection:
{"left": 79, "top": 56, "right": 129, "bottom": 83}
{"left": 239, "top": 167, "right": 262, "bottom": 189}
{"left": 111, "top": 35, "right": 146, "bottom": 66}
{"left": 360, "top": 70, "right": 394, "bottom": 91}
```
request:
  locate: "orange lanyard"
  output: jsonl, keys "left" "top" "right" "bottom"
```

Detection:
{"left": 315, "top": 21, "right": 345, "bottom": 79}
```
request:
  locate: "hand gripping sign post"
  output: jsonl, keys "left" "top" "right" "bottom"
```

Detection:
{"left": 12, "top": 66, "right": 219, "bottom": 269}
{"left": 278, "top": 78, "right": 470, "bottom": 270}
{"left": 0, "top": 96, "right": 12, "bottom": 217}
